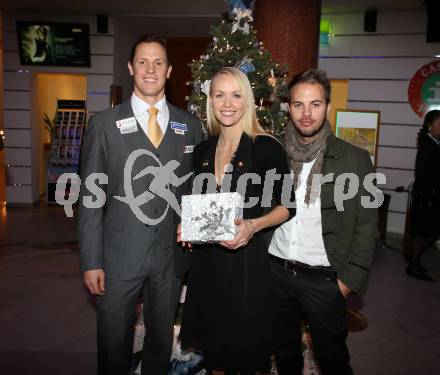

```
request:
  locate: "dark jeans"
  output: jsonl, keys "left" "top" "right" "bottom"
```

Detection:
{"left": 270, "top": 259, "right": 352, "bottom": 375}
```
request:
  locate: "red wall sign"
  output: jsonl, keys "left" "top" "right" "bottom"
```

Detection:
{"left": 408, "top": 60, "right": 440, "bottom": 118}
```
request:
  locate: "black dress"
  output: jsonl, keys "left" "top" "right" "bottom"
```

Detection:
{"left": 411, "top": 132, "right": 440, "bottom": 238}
{"left": 180, "top": 134, "right": 295, "bottom": 373}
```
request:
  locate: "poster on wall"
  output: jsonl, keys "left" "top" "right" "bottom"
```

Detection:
{"left": 408, "top": 60, "right": 440, "bottom": 117}
{"left": 335, "top": 110, "right": 380, "bottom": 166}
{"left": 16, "top": 21, "right": 91, "bottom": 67}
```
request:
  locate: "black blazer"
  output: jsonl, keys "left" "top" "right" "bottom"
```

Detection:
{"left": 193, "top": 133, "right": 296, "bottom": 220}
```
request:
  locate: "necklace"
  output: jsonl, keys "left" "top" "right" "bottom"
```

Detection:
{"left": 215, "top": 137, "right": 240, "bottom": 191}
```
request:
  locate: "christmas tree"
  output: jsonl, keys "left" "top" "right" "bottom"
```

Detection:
{"left": 187, "top": 0, "right": 289, "bottom": 139}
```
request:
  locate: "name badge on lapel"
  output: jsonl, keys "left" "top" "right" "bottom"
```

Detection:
{"left": 170, "top": 121, "right": 187, "bottom": 135}
{"left": 116, "top": 117, "right": 138, "bottom": 134}
{"left": 184, "top": 145, "right": 194, "bottom": 154}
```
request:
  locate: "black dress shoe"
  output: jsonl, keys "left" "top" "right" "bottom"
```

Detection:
{"left": 406, "top": 267, "right": 435, "bottom": 282}
{"left": 405, "top": 258, "right": 428, "bottom": 273}
{"left": 419, "top": 264, "right": 428, "bottom": 273}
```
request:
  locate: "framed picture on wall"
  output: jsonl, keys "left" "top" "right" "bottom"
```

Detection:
{"left": 335, "top": 109, "right": 381, "bottom": 166}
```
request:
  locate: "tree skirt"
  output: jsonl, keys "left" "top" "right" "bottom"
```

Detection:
{"left": 132, "top": 303, "right": 321, "bottom": 375}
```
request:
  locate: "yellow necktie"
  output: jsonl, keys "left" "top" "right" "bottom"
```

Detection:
{"left": 147, "top": 106, "right": 163, "bottom": 148}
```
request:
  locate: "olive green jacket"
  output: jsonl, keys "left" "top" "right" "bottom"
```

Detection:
{"left": 320, "top": 134, "right": 378, "bottom": 294}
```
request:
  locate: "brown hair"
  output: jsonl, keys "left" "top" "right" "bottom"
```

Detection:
{"left": 288, "top": 69, "right": 331, "bottom": 104}
{"left": 129, "top": 35, "right": 170, "bottom": 65}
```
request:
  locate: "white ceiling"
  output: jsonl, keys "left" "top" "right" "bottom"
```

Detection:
{"left": 0, "top": 0, "right": 425, "bottom": 16}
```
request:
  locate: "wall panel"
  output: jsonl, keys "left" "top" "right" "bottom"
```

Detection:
{"left": 87, "top": 93, "right": 111, "bottom": 113}
{"left": 4, "top": 110, "right": 31, "bottom": 129}
{"left": 320, "top": 57, "right": 438, "bottom": 80}
{"left": 3, "top": 90, "right": 30, "bottom": 110}
{"left": 4, "top": 71, "right": 31, "bottom": 90}
{"left": 350, "top": 34, "right": 440, "bottom": 57}
{"left": 377, "top": 147, "right": 417, "bottom": 170}
{"left": 87, "top": 75, "right": 114, "bottom": 92}
{"left": 348, "top": 80, "right": 409, "bottom": 102}
{"left": 379, "top": 125, "right": 418, "bottom": 148}
{"left": 348, "top": 101, "right": 421, "bottom": 125}
{"left": 6, "top": 167, "right": 32, "bottom": 185}
{"left": 386, "top": 190, "right": 409, "bottom": 213}
{"left": 387, "top": 212, "right": 406, "bottom": 235}
{"left": 90, "top": 35, "right": 114, "bottom": 55}
{"left": 321, "top": 11, "right": 426, "bottom": 35}
{"left": 3, "top": 129, "right": 31, "bottom": 147}
{"left": 4, "top": 148, "right": 32, "bottom": 166}
{"left": 377, "top": 168, "right": 414, "bottom": 190}
{"left": 6, "top": 185, "right": 33, "bottom": 204}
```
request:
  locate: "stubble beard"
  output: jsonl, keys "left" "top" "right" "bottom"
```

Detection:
{"left": 294, "top": 118, "right": 327, "bottom": 144}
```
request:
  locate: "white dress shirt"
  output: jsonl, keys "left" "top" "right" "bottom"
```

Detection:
{"left": 269, "top": 155, "right": 330, "bottom": 266}
{"left": 131, "top": 94, "right": 169, "bottom": 137}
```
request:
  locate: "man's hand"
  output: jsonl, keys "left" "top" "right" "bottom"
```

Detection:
{"left": 337, "top": 279, "right": 351, "bottom": 298}
{"left": 177, "top": 223, "right": 192, "bottom": 249}
{"left": 83, "top": 269, "right": 106, "bottom": 295}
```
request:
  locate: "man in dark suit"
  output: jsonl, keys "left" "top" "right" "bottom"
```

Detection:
{"left": 269, "top": 69, "right": 378, "bottom": 375}
{"left": 78, "top": 35, "right": 202, "bottom": 375}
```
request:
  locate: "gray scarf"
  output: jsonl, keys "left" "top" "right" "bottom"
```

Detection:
{"left": 285, "top": 120, "right": 332, "bottom": 205}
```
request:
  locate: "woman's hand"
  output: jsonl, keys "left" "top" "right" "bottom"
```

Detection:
{"left": 177, "top": 223, "right": 192, "bottom": 249}
{"left": 219, "top": 218, "right": 255, "bottom": 250}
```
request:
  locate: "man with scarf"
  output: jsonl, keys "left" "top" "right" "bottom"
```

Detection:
{"left": 268, "top": 69, "right": 378, "bottom": 375}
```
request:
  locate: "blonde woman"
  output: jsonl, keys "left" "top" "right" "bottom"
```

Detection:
{"left": 179, "top": 67, "right": 295, "bottom": 375}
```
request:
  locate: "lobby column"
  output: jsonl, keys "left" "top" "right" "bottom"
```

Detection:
{"left": 254, "top": 0, "right": 321, "bottom": 79}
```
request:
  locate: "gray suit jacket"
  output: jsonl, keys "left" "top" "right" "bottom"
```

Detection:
{"left": 78, "top": 100, "right": 202, "bottom": 279}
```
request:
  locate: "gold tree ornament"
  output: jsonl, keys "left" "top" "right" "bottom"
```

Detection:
{"left": 268, "top": 76, "right": 277, "bottom": 87}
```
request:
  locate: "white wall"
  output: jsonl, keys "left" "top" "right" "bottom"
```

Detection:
{"left": 2, "top": 14, "right": 114, "bottom": 204}
{"left": 319, "top": 10, "right": 440, "bottom": 234}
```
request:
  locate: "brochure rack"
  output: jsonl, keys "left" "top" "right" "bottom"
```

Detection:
{"left": 46, "top": 99, "right": 86, "bottom": 203}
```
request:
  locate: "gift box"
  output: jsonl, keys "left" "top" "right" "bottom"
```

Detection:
{"left": 181, "top": 192, "right": 244, "bottom": 242}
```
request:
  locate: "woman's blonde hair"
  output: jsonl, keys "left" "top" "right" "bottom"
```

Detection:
{"left": 206, "top": 67, "right": 266, "bottom": 138}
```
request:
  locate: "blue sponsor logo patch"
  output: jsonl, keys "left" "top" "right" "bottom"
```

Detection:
{"left": 170, "top": 122, "right": 187, "bottom": 132}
